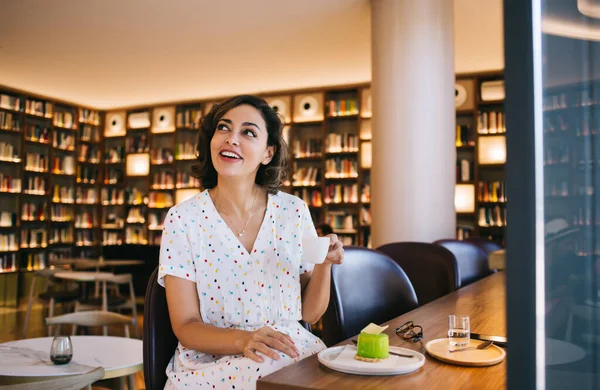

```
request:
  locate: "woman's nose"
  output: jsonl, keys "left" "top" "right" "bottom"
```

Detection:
{"left": 225, "top": 134, "right": 239, "bottom": 146}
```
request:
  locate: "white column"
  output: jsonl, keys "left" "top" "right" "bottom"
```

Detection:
{"left": 371, "top": 0, "right": 456, "bottom": 247}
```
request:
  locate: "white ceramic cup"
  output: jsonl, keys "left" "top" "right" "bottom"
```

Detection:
{"left": 302, "top": 236, "right": 330, "bottom": 264}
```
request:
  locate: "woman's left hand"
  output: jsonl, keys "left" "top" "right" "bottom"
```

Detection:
{"left": 322, "top": 234, "right": 344, "bottom": 265}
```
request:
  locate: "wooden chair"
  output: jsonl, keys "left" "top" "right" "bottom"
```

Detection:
{"left": 45, "top": 311, "right": 136, "bottom": 389}
{"left": 46, "top": 310, "right": 135, "bottom": 338}
{"left": 0, "top": 367, "right": 104, "bottom": 390}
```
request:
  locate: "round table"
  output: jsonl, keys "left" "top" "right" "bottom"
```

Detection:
{"left": 0, "top": 336, "right": 142, "bottom": 383}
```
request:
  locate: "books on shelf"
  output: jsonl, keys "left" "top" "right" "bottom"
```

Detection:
{"left": 325, "top": 158, "right": 358, "bottom": 178}
{"left": 293, "top": 167, "right": 319, "bottom": 186}
{"left": 25, "top": 99, "right": 53, "bottom": 118}
{"left": 0, "top": 94, "right": 21, "bottom": 112}
{"left": 326, "top": 133, "right": 358, "bottom": 153}
{"left": 0, "top": 142, "right": 19, "bottom": 162}
{"left": 326, "top": 99, "right": 359, "bottom": 117}
{"left": 0, "top": 112, "right": 21, "bottom": 131}
{"left": 477, "top": 111, "right": 506, "bottom": 134}
{"left": 324, "top": 183, "right": 358, "bottom": 204}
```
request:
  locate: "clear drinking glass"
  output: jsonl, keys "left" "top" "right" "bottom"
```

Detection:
{"left": 448, "top": 315, "right": 470, "bottom": 347}
{"left": 50, "top": 335, "right": 73, "bottom": 365}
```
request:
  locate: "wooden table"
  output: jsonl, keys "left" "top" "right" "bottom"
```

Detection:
{"left": 258, "top": 272, "right": 506, "bottom": 390}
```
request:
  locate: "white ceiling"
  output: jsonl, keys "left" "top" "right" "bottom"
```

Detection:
{"left": 0, "top": 0, "right": 504, "bottom": 110}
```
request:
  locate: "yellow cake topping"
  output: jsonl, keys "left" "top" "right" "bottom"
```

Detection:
{"left": 361, "top": 323, "right": 389, "bottom": 335}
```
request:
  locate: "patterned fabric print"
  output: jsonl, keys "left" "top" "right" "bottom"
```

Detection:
{"left": 158, "top": 190, "right": 326, "bottom": 390}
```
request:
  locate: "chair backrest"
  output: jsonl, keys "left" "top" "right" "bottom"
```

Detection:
{"left": 376, "top": 242, "right": 459, "bottom": 306}
{"left": 320, "top": 246, "right": 418, "bottom": 347}
{"left": 143, "top": 267, "right": 178, "bottom": 390}
{"left": 0, "top": 367, "right": 104, "bottom": 390}
{"left": 433, "top": 239, "right": 493, "bottom": 287}
{"left": 46, "top": 310, "right": 134, "bottom": 337}
{"left": 464, "top": 237, "right": 504, "bottom": 255}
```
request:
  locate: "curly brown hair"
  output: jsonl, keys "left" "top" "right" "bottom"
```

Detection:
{"left": 191, "top": 95, "right": 289, "bottom": 194}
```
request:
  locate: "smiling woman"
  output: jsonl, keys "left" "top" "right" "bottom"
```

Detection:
{"left": 157, "top": 95, "right": 345, "bottom": 390}
{"left": 192, "top": 95, "right": 289, "bottom": 194}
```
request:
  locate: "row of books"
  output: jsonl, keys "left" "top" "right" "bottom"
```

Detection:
{"left": 75, "top": 231, "right": 96, "bottom": 247}
{"left": 175, "top": 142, "right": 197, "bottom": 160}
{"left": 0, "top": 94, "right": 21, "bottom": 111}
{"left": 126, "top": 207, "right": 145, "bottom": 223}
{"left": 151, "top": 148, "right": 174, "bottom": 164}
{"left": 478, "top": 181, "right": 507, "bottom": 203}
{"left": 77, "top": 166, "right": 98, "bottom": 184}
{"left": 76, "top": 188, "right": 98, "bottom": 204}
{"left": 126, "top": 135, "right": 149, "bottom": 153}
{"left": 24, "top": 176, "right": 44, "bottom": 194}
{"left": 326, "top": 211, "right": 356, "bottom": 232}
{"left": 0, "top": 234, "right": 17, "bottom": 251}
{"left": 455, "top": 125, "right": 475, "bottom": 147}
{"left": 52, "top": 185, "right": 74, "bottom": 204}
{"left": 25, "top": 153, "right": 48, "bottom": 172}
{"left": 49, "top": 205, "right": 73, "bottom": 222}
{"left": 49, "top": 227, "right": 74, "bottom": 244}
{"left": 21, "top": 202, "right": 45, "bottom": 221}
{"left": 20, "top": 228, "right": 47, "bottom": 248}
{"left": 478, "top": 205, "right": 507, "bottom": 227}
{"left": 456, "top": 159, "right": 474, "bottom": 182}
{"left": 81, "top": 125, "right": 100, "bottom": 142}
{"left": 103, "top": 231, "right": 122, "bottom": 246}
{"left": 0, "top": 212, "right": 16, "bottom": 227}
{"left": 78, "top": 109, "right": 100, "bottom": 126}
{"left": 53, "top": 111, "right": 76, "bottom": 129}
{"left": 293, "top": 167, "right": 320, "bottom": 186}
{"left": 573, "top": 207, "right": 600, "bottom": 227}
{"left": 0, "top": 178, "right": 19, "bottom": 200}
{"left": 325, "top": 98, "right": 359, "bottom": 117}
{"left": 360, "top": 206, "right": 372, "bottom": 226}
{"left": 176, "top": 109, "right": 202, "bottom": 129}
{"left": 324, "top": 184, "right": 359, "bottom": 204}
{"left": 292, "top": 188, "right": 322, "bottom": 207}
{"left": 546, "top": 180, "right": 569, "bottom": 197}
{"left": 125, "top": 226, "right": 148, "bottom": 245}
{"left": 325, "top": 158, "right": 358, "bottom": 178}
{"left": 293, "top": 139, "right": 322, "bottom": 158}
{"left": 75, "top": 212, "right": 97, "bottom": 229}
{"left": 25, "top": 100, "right": 53, "bottom": 118}
{"left": 53, "top": 131, "right": 75, "bottom": 150}
{"left": 105, "top": 146, "right": 125, "bottom": 163}
{"left": 0, "top": 253, "right": 18, "bottom": 273}
{"left": 326, "top": 133, "right": 359, "bottom": 153}
{"left": 24, "top": 125, "right": 49, "bottom": 143}
{"left": 0, "top": 142, "right": 19, "bottom": 162}
{"left": 152, "top": 172, "right": 175, "bottom": 188}
{"left": 0, "top": 111, "right": 20, "bottom": 131}
{"left": 50, "top": 156, "right": 76, "bottom": 175}
{"left": 477, "top": 111, "right": 506, "bottom": 134}
{"left": 79, "top": 144, "right": 101, "bottom": 163}
{"left": 543, "top": 145, "right": 569, "bottom": 165}
{"left": 148, "top": 211, "right": 168, "bottom": 230}
{"left": 176, "top": 173, "right": 200, "bottom": 189}
{"left": 148, "top": 192, "right": 173, "bottom": 208}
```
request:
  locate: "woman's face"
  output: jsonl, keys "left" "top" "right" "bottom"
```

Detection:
{"left": 210, "top": 104, "right": 275, "bottom": 181}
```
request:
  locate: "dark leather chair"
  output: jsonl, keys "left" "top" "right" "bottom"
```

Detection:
{"left": 464, "top": 237, "right": 504, "bottom": 255}
{"left": 143, "top": 267, "right": 178, "bottom": 390}
{"left": 320, "top": 246, "right": 418, "bottom": 347}
{"left": 376, "top": 242, "right": 459, "bottom": 306}
{"left": 433, "top": 239, "right": 494, "bottom": 287}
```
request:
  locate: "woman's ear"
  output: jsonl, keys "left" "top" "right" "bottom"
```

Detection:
{"left": 262, "top": 146, "right": 275, "bottom": 165}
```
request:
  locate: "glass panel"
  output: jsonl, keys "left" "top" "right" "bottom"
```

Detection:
{"left": 542, "top": 1, "right": 600, "bottom": 387}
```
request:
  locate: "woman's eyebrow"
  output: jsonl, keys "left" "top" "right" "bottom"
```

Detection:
{"left": 219, "top": 118, "right": 262, "bottom": 131}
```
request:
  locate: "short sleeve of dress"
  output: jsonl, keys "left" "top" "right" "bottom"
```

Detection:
{"left": 299, "top": 200, "right": 318, "bottom": 275}
{"left": 157, "top": 206, "right": 197, "bottom": 287}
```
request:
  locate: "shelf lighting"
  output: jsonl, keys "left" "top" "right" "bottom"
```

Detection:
{"left": 478, "top": 135, "right": 506, "bottom": 165}
{"left": 455, "top": 184, "right": 475, "bottom": 213}
{"left": 126, "top": 153, "right": 150, "bottom": 176}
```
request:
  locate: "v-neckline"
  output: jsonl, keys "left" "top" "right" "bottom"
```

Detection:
{"left": 205, "top": 189, "right": 272, "bottom": 257}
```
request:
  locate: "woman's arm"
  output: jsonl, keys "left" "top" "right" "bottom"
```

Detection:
{"left": 165, "top": 275, "right": 299, "bottom": 362}
{"left": 300, "top": 234, "right": 344, "bottom": 324}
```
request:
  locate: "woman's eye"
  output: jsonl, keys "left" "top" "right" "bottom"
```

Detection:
{"left": 244, "top": 129, "right": 257, "bottom": 137}
{"left": 217, "top": 123, "right": 229, "bottom": 131}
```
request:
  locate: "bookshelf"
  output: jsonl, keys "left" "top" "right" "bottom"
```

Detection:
{"left": 0, "top": 72, "right": 509, "bottom": 305}
{"left": 542, "top": 81, "right": 600, "bottom": 263}
{"left": 454, "top": 72, "right": 507, "bottom": 245}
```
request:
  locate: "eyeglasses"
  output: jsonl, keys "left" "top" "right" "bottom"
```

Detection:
{"left": 395, "top": 321, "right": 423, "bottom": 342}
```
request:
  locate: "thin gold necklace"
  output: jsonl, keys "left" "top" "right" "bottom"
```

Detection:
{"left": 216, "top": 188, "right": 258, "bottom": 237}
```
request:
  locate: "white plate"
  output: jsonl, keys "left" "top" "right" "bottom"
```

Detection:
{"left": 317, "top": 345, "right": 425, "bottom": 376}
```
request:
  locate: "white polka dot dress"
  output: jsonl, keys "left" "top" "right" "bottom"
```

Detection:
{"left": 158, "top": 190, "right": 326, "bottom": 390}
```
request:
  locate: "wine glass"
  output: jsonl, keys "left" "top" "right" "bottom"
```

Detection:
{"left": 50, "top": 335, "right": 73, "bottom": 365}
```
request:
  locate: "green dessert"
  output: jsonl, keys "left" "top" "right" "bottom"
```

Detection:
{"left": 355, "top": 332, "right": 390, "bottom": 362}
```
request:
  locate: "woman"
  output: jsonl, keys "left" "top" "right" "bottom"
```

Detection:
{"left": 158, "top": 95, "right": 344, "bottom": 390}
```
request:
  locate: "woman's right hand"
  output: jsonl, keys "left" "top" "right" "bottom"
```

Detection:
{"left": 240, "top": 327, "right": 300, "bottom": 363}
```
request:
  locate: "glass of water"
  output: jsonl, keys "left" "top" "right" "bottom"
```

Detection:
{"left": 50, "top": 335, "right": 73, "bottom": 365}
{"left": 448, "top": 315, "right": 470, "bottom": 347}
